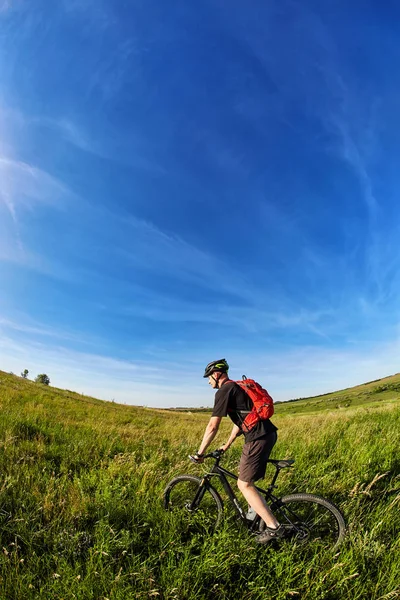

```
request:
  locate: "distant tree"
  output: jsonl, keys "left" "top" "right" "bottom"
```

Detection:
{"left": 21, "top": 369, "right": 29, "bottom": 379}
{"left": 35, "top": 373, "right": 50, "bottom": 385}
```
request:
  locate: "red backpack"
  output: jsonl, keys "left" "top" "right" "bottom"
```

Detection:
{"left": 234, "top": 376, "right": 274, "bottom": 432}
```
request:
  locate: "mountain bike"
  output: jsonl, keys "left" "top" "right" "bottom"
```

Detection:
{"left": 163, "top": 450, "right": 346, "bottom": 549}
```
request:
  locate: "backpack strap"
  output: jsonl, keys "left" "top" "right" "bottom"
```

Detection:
{"left": 232, "top": 379, "right": 253, "bottom": 427}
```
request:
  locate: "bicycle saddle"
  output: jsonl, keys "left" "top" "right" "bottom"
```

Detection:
{"left": 267, "top": 459, "right": 295, "bottom": 468}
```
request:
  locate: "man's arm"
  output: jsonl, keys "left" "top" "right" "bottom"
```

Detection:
{"left": 197, "top": 416, "right": 222, "bottom": 456}
{"left": 220, "top": 423, "right": 242, "bottom": 452}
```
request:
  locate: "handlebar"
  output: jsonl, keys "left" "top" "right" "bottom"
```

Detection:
{"left": 203, "top": 449, "right": 224, "bottom": 459}
{"left": 188, "top": 449, "right": 224, "bottom": 463}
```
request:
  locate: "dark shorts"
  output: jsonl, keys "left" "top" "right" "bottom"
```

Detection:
{"left": 238, "top": 431, "right": 278, "bottom": 483}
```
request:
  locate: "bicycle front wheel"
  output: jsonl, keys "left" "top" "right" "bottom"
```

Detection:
{"left": 267, "top": 493, "right": 346, "bottom": 549}
{"left": 163, "top": 475, "right": 223, "bottom": 534}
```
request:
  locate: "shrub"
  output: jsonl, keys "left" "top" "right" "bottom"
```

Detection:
{"left": 34, "top": 373, "right": 50, "bottom": 385}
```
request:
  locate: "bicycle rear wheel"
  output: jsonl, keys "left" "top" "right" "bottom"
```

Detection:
{"left": 163, "top": 475, "right": 223, "bottom": 534}
{"left": 263, "top": 493, "right": 346, "bottom": 549}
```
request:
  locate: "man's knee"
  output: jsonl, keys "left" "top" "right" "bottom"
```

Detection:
{"left": 237, "top": 478, "right": 253, "bottom": 492}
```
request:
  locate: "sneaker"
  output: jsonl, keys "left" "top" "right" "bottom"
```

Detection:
{"left": 256, "top": 524, "right": 287, "bottom": 545}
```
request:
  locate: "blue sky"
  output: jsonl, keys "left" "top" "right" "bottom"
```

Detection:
{"left": 1, "top": 0, "right": 400, "bottom": 407}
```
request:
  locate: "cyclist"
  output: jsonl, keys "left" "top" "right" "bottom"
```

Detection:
{"left": 192, "top": 358, "right": 286, "bottom": 544}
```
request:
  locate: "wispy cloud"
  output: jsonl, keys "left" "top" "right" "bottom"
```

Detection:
{"left": 320, "top": 64, "right": 380, "bottom": 218}
{"left": 0, "top": 316, "right": 94, "bottom": 345}
{"left": 36, "top": 117, "right": 96, "bottom": 154}
{"left": 0, "top": 153, "right": 77, "bottom": 275}
{"left": 0, "top": 102, "right": 164, "bottom": 173}
{"left": 0, "top": 156, "right": 70, "bottom": 210}
{"left": 66, "top": 205, "right": 336, "bottom": 339}
{"left": 115, "top": 214, "right": 264, "bottom": 305}
{"left": 0, "top": 189, "right": 17, "bottom": 224}
{"left": 259, "top": 7, "right": 400, "bottom": 318}
{"left": 122, "top": 292, "right": 333, "bottom": 338}
{"left": 0, "top": 107, "right": 75, "bottom": 223}
{"left": 41, "top": 116, "right": 164, "bottom": 173}
{"left": 323, "top": 89, "right": 400, "bottom": 305}
{"left": 0, "top": 103, "right": 95, "bottom": 156}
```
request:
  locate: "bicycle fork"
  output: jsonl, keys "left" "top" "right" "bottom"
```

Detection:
{"left": 185, "top": 478, "right": 206, "bottom": 511}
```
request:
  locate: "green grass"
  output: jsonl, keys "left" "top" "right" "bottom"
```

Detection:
{"left": 0, "top": 370, "right": 399, "bottom": 599}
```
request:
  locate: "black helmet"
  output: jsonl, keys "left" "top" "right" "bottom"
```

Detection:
{"left": 203, "top": 358, "right": 229, "bottom": 378}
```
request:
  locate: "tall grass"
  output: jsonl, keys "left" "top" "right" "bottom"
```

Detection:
{"left": 0, "top": 370, "right": 399, "bottom": 599}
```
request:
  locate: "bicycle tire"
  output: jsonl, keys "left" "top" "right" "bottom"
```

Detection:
{"left": 163, "top": 475, "right": 223, "bottom": 533}
{"left": 263, "top": 493, "right": 346, "bottom": 549}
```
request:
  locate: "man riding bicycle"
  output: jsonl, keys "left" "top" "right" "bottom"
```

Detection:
{"left": 192, "top": 358, "right": 286, "bottom": 544}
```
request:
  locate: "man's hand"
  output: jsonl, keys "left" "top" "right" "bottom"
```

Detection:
{"left": 189, "top": 452, "right": 204, "bottom": 464}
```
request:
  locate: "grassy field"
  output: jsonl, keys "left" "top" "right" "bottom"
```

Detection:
{"left": 0, "top": 370, "right": 399, "bottom": 600}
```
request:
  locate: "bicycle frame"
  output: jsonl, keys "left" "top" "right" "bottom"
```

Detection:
{"left": 200, "top": 458, "right": 282, "bottom": 531}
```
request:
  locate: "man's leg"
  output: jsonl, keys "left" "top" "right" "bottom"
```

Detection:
{"left": 238, "top": 433, "right": 279, "bottom": 528}
{"left": 237, "top": 479, "right": 279, "bottom": 528}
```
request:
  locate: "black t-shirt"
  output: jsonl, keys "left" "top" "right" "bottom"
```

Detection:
{"left": 212, "top": 380, "right": 278, "bottom": 443}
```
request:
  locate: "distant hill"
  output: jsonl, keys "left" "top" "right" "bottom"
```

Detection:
{"left": 275, "top": 372, "right": 400, "bottom": 415}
